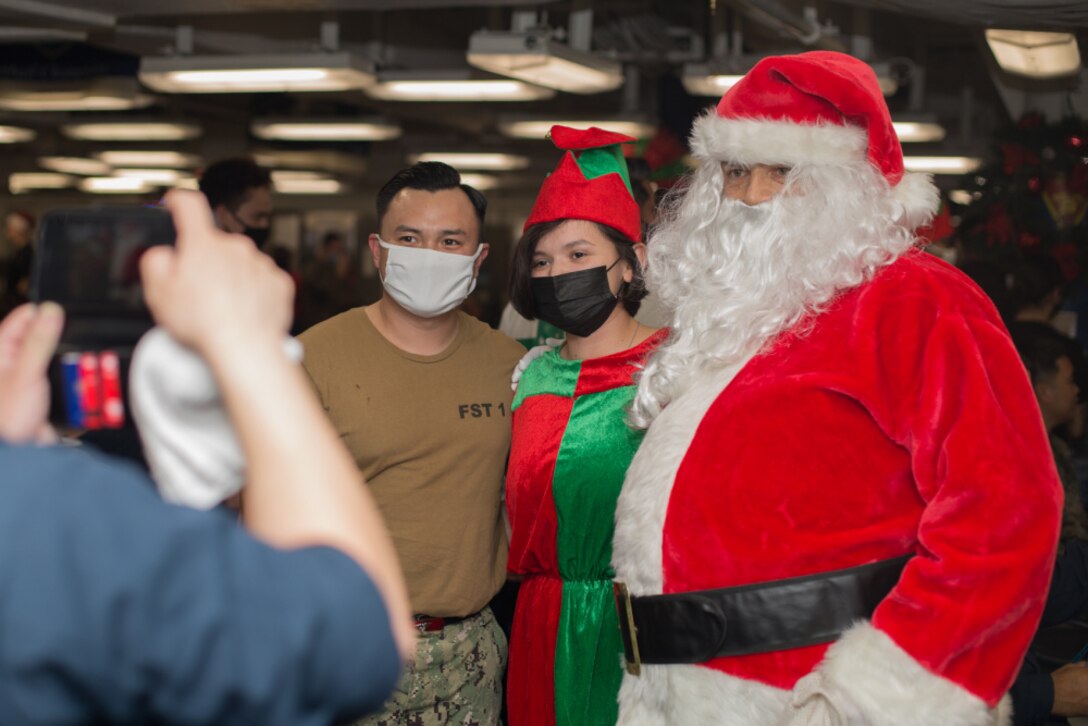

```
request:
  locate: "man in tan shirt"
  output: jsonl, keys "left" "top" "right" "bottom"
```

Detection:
{"left": 300, "top": 162, "right": 524, "bottom": 726}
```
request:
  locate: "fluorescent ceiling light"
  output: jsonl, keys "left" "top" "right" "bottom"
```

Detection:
{"left": 948, "top": 189, "right": 975, "bottom": 205}
{"left": 681, "top": 63, "right": 744, "bottom": 97}
{"left": 79, "top": 176, "right": 153, "bottom": 194}
{"left": 683, "top": 59, "right": 897, "bottom": 97}
{"left": 140, "top": 52, "right": 375, "bottom": 93}
{"left": 39, "top": 156, "right": 112, "bottom": 175}
{"left": 902, "top": 156, "right": 982, "bottom": 174}
{"left": 273, "top": 178, "right": 344, "bottom": 195}
{"left": 271, "top": 170, "right": 329, "bottom": 182}
{"left": 9, "top": 172, "right": 73, "bottom": 194}
{"left": 409, "top": 152, "right": 530, "bottom": 171}
{"left": 112, "top": 168, "right": 183, "bottom": 184}
{"left": 499, "top": 117, "right": 655, "bottom": 140}
{"left": 467, "top": 30, "right": 624, "bottom": 94}
{"left": 0, "top": 77, "right": 153, "bottom": 111}
{"left": 458, "top": 173, "right": 499, "bottom": 191}
{"left": 252, "top": 119, "right": 401, "bottom": 142}
{"left": 174, "top": 177, "right": 200, "bottom": 190}
{"left": 986, "top": 29, "right": 1082, "bottom": 79}
{"left": 63, "top": 121, "right": 201, "bottom": 142}
{"left": 368, "top": 70, "right": 554, "bottom": 102}
{"left": 892, "top": 119, "right": 946, "bottom": 143}
{"left": 94, "top": 151, "right": 201, "bottom": 168}
{"left": 254, "top": 149, "right": 367, "bottom": 176}
{"left": 0, "top": 125, "right": 36, "bottom": 143}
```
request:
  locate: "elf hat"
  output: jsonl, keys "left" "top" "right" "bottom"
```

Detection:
{"left": 524, "top": 125, "right": 643, "bottom": 243}
{"left": 691, "top": 50, "right": 938, "bottom": 226}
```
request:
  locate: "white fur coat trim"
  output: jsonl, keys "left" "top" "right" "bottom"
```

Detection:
{"left": 615, "top": 623, "right": 1011, "bottom": 725}
{"left": 613, "top": 363, "right": 749, "bottom": 595}
{"left": 785, "top": 621, "right": 1010, "bottom": 726}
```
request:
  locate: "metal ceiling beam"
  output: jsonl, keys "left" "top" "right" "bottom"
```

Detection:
{"left": 0, "top": 0, "right": 114, "bottom": 27}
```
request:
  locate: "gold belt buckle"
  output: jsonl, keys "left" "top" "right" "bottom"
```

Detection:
{"left": 613, "top": 581, "right": 642, "bottom": 676}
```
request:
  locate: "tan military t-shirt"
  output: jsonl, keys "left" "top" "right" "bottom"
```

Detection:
{"left": 300, "top": 308, "right": 524, "bottom": 617}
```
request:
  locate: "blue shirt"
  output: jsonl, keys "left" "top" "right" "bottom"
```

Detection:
{"left": 0, "top": 443, "right": 400, "bottom": 725}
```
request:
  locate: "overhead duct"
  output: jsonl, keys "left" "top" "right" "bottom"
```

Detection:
{"left": 725, "top": 0, "right": 846, "bottom": 52}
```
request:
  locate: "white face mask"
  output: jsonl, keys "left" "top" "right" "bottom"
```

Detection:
{"left": 377, "top": 236, "right": 484, "bottom": 318}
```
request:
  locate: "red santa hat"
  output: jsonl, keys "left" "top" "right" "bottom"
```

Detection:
{"left": 524, "top": 125, "right": 643, "bottom": 243}
{"left": 691, "top": 51, "right": 938, "bottom": 225}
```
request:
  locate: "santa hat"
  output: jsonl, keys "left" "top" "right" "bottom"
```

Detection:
{"left": 691, "top": 51, "right": 938, "bottom": 226}
{"left": 524, "top": 125, "right": 643, "bottom": 243}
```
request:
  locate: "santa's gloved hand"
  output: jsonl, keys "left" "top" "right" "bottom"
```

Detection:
{"left": 511, "top": 337, "right": 564, "bottom": 391}
{"left": 129, "top": 327, "right": 303, "bottom": 509}
{"left": 775, "top": 671, "right": 850, "bottom": 726}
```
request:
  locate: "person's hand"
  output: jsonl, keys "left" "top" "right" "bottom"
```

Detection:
{"left": 0, "top": 302, "right": 64, "bottom": 444}
{"left": 1053, "top": 661, "right": 1088, "bottom": 717}
{"left": 140, "top": 190, "right": 293, "bottom": 363}
{"left": 511, "top": 338, "right": 564, "bottom": 391}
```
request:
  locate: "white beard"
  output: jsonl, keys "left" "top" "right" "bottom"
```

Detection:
{"left": 630, "top": 160, "right": 923, "bottom": 428}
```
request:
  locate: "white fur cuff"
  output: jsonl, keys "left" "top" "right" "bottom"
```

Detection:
{"left": 782, "top": 622, "right": 1009, "bottom": 726}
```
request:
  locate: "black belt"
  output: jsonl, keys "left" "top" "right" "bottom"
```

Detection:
{"left": 613, "top": 555, "right": 911, "bottom": 675}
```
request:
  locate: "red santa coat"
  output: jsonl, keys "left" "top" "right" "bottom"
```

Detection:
{"left": 612, "top": 251, "right": 1062, "bottom": 725}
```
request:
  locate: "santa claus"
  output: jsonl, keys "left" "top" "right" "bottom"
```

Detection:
{"left": 612, "top": 51, "right": 1062, "bottom": 724}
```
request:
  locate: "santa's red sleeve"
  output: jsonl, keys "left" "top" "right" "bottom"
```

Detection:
{"left": 789, "top": 263, "right": 1062, "bottom": 724}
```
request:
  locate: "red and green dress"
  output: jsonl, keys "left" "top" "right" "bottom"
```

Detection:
{"left": 505, "top": 330, "right": 666, "bottom": 726}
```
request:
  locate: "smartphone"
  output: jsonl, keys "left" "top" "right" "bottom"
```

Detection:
{"left": 29, "top": 206, "right": 175, "bottom": 430}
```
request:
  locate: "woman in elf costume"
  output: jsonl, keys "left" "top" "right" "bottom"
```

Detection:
{"left": 504, "top": 126, "right": 666, "bottom": 726}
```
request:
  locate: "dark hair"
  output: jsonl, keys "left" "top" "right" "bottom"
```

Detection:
{"left": 1013, "top": 327, "right": 1069, "bottom": 386}
{"left": 627, "top": 158, "right": 652, "bottom": 208}
{"left": 509, "top": 219, "right": 647, "bottom": 320}
{"left": 1011, "top": 252, "right": 1063, "bottom": 314}
{"left": 199, "top": 158, "right": 272, "bottom": 211}
{"left": 376, "top": 161, "right": 487, "bottom": 232}
{"left": 321, "top": 231, "right": 344, "bottom": 249}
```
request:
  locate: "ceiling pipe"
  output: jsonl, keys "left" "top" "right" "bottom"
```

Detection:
{"left": 0, "top": 0, "right": 114, "bottom": 28}
{"left": 726, "top": 0, "right": 845, "bottom": 52}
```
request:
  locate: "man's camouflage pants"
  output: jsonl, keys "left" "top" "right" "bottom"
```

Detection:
{"left": 355, "top": 607, "right": 507, "bottom": 726}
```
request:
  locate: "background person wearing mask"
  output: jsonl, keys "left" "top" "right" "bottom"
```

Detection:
{"left": 0, "top": 190, "right": 413, "bottom": 725}
{"left": 299, "top": 162, "right": 524, "bottom": 726}
{"left": 198, "top": 157, "right": 274, "bottom": 249}
{"left": 0, "top": 211, "right": 35, "bottom": 318}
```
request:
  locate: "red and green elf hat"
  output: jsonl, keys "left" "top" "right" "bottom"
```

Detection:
{"left": 524, "top": 125, "right": 643, "bottom": 243}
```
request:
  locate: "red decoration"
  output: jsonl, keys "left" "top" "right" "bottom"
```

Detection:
{"left": 1000, "top": 142, "right": 1039, "bottom": 175}
{"left": 1018, "top": 231, "right": 1042, "bottom": 248}
{"left": 985, "top": 204, "right": 1013, "bottom": 247}
{"left": 1018, "top": 111, "right": 1045, "bottom": 130}
{"left": 1066, "top": 132, "right": 1086, "bottom": 151}
{"left": 1026, "top": 176, "right": 1042, "bottom": 193}
{"left": 917, "top": 203, "right": 955, "bottom": 244}
{"left": 1052, "top": 243, "right": 1081, "bottom": 281}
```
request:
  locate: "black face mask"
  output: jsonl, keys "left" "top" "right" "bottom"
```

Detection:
{"left": 228, "top": 208, "right": 270, "bottom": 249}
{"left": 530, "top": 261, "right": 621, "bottom": 338}
{"left": 242, "top": 225, "right": 270, "bottom": 249}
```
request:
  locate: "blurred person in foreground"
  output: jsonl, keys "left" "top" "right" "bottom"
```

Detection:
{"left": 610, "top": 51, "right": 1061, "bottom": 724}
{"left": 0, "top": 190, "right": 413, "bottom": 725}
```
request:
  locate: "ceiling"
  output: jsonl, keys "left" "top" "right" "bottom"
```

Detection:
{"left": 0, "top": 0, "right": 1085, "bottom": 208}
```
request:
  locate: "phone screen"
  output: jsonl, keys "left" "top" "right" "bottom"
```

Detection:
{"left": 31, "top": 206, "right": 175, "bottom": 430}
